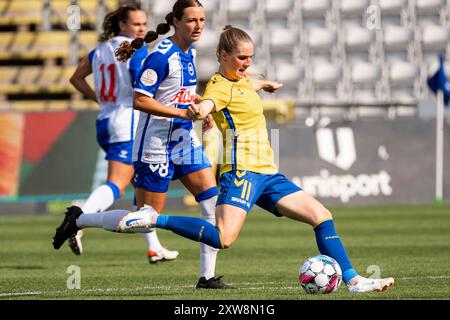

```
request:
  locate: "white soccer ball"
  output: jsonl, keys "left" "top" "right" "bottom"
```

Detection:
{"left": 299, "top": 255, "right": 342, "bottom": 294}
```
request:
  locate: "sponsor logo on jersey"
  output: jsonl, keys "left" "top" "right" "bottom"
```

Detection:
{"left": 188, "top": 62, "right": 195, "bottom": 76}
{"left": 231, "top": 196, "right": 250, "bottom": 208}
{"left": 140, "top": 69, "right": 158, "bottom": 86}
{"left": 170, "top": 87, "right": 196, "bottom": 104}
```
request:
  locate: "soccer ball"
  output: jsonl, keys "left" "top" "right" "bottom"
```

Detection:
{"left": 299, "top": 255, "right": 342, "bottom": 294}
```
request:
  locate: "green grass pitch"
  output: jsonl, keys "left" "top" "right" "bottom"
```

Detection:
{"left": 0, "top": 204, "right": 449, "bottom": 300}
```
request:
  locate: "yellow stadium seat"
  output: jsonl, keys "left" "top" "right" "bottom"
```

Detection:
{"left": 0, "top": 67, "right": 20, "bottom": 94}
{"left": 78, "top": 31, "right": 99, "bottom": 56}
{"left": 51, "top": 0, "right": 92, "bottom": 25}
{"left": 40, "top": 66, "right": 65, "bottom": 92}
{"left": 0, "top": 0, "right": 43, "bottom": 25}
{"left": 16, "top": 66, "right": 42, "bottom": 93}
{"left": 0, "top": 32, "right": 14, "bottom": 59}
{"left": 9, "top": 32, "right": 36, "bottom": 57}
{"left": 70, "top": 99, "right": 99, "bottom": 110}
{"left": 59, "top": 65, "right": 81, "bottom": 93}
{"left": 48, "top": 100, "right": 70, "bottom": 111}
{"left": 0, "top": 1, "right": 8, "bottom": 12}
{"left": 12, "top": 100, "right": 48, "bottom": 112}
{"left": 29, "top": 31, "right": 71, "bottom": 60}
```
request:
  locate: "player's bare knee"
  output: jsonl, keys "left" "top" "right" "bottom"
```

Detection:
{"left": 220, "top": 235, "right": 237, "bottom": 249}
{"left": 308, "top": 208, "right": 332, "bottom": 227}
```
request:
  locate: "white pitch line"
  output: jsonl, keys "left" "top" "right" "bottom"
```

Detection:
{"left": 1, "top": 276, "right": 449, "bottom": 298}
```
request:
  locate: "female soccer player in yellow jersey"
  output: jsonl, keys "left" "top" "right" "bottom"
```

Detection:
{"left": 54, "top": 25, "right": 394, "bottom": 293}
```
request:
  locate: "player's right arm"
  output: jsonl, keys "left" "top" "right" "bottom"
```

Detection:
{"left": 134, "top": 92, "right": 191, "bottom": 119}
{"left": 69, "top": 56, "right": 97, "bottom": 102}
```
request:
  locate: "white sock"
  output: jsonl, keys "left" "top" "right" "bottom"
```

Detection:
{"left": 199, "top": 196, "right": 219, "bottom": 279}
{"left": 81, "top": 184, "right": 116, "bottom": 213}
{"left": 134, "top": 198, "right": 163, "bottom": 253}
{"left": 143, "top": 231, "right": 163, "bottom": 252}
{"left": 76, "top": 209, "right": 129, "bottom": 232}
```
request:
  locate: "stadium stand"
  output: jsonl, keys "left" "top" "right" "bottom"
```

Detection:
{"left": 0, "top": 0, "right": 449, "bottom": 121}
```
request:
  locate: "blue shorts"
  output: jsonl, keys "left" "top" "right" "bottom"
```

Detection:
{"left": 217, "top": 171, "right": 302, "bottom": 216}
{"left": 100, "top": 140, "right": 133, "bottom": 164}
{"left": 133, "top": 147, "right": 212, "bottom": 193}
{"left": 96, "top": 118, "right": 133, "bottom": 164}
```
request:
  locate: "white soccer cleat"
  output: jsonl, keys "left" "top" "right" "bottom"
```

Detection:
{"left": 118, "top": 206, "right": 158, "bottom": 233}
{"left": 347, "top": 276, "right": 395, "bottom": 293}
{"left": 148, "top": 247, "right": 179, "bottom": 264}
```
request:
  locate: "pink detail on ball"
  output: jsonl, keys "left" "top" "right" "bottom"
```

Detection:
{"left": 325, "top": 275, "right": 340, "bottom": 293}
{"left": 300, "top": 274, "right": 315, "bottom": 283}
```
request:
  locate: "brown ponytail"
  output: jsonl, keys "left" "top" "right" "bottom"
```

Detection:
{"left": 115, "top": 31, "right": 158, "bottom": 62}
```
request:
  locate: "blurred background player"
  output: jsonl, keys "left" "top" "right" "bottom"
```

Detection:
{"left": 68, "top": 4, "right": 178, "bottom": 263}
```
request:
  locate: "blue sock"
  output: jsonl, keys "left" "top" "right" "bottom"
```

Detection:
{"left": 105, "top": 182, "right": 120, "bottom": 200}
{"left": 314, "top": 219, "right": 358, "bottom": 283}
{"left": 156, "top": 215, "right": 223, "bottom": 249}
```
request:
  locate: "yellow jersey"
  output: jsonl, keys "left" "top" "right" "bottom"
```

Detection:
{"left": 203, "top": 73, "right": 278, "bottom": 175}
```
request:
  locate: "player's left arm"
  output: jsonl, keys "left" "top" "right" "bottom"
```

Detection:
{"left": 250, "top": 79, "right": 283, "bottom": 93}
{"left": 70, "top": 57, "right": 97, "bottom": 102}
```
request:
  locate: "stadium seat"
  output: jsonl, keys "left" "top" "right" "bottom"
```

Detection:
{"left": 273, "top": 62, "right": 303, "bottom": 91}
{"left": 268, "top": 27, "right": 299, "bottom": 64}
{"left": 312, "top": 60, "right": 341, "bottom": 86}
{"left": 78, "top": 31, "right": 99, "bottom": 56}
{"left": 351, "top": 61, "right": 381, "bottom": 86}
{"left": 265, "top": 0, "right": 294, "bottom": 20}
{"left": 227, "top": 0, "right": 257, "bottom": 20}
{"left": 51, "top": 0, "right": 89, "bottom": 25}
{"left": 311, "top": 60, "right": 343, "bottom": 104}
{"left": 388, "top": 60, "right": 420, "bottom": 103}
{"left": 383, "top": 25, "right": 414, "bottom": 51}
{"left": 196, "top": 57, "right": 219, "bottom": 82}
{"left": 16, "top": 66, "right": 42, "bottom": 92}
{"left": 195, "top": 29, "right": 220, "bottom": 56}
{"left": 302, "top": 0, "right": 331, "bottom": 18}
{"left": 9, "top": 32, "right": 36, "bottom": 57}
{"left": 271, "top": 64, "right": 303, "bottom": 100}
{"left": 307, "top": 26, "right": 337, "bottom": 55}
{"left": 0, "top": 0, "right": 43, "bottom": 26}
{"left": 39, "top": 66, "right": 65, "bottom": 92}
{"left": 389, "top": 60, "right": 419, "bottom": 85}
{"left": 202, "top": 0, "right": 222, "bottom": 29}
{"left": 379, "top": 0, "right": 408, "bottom": 14}
{"left": 339, "top": 0, "right": 370, "bottom": 18}
{"left": 150, "top": 0, "right": 173, "bottom": 29}
{"left": 420, "top": 24, "right": 449, "bottom": 52}
{"left": 416, "top": 0, "right": 445, "bottom": 15}
{"left": 0, "top": 32, "right": 14, "bottom": 58}
{"left": 270, "top": 27, "right": 299, "bottom": 52}
{"left": 0, "top": 66, "right": 20, "bottom": 94}
{"left": 26, "top": 31, "right": 71, "bottom": 60}
{"left": 350, "top": 61, "right": 382, "bottom": 103}
{"left": 345, "top": 24, "right": 376, "bottom": 52}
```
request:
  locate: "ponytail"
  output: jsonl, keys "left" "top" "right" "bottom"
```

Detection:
{"left": 115, "top": 31, "right": 158, "bottom": 62}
